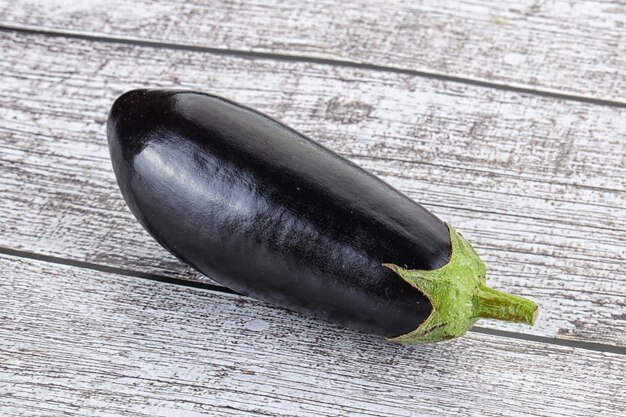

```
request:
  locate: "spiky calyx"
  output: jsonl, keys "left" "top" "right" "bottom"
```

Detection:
{"left": 384, "top": 225, "right": 538, "bottom": 344}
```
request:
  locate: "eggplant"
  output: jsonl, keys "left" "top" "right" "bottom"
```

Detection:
{"left": 107, "top": 89, "right": 537, "bottom": 344}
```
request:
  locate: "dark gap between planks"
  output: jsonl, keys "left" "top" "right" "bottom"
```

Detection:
{"left": 2, "top": 246, "right": 625, "bottom": 356}
{"left": 1, "top": 24, "right": 625, "bottom": 109}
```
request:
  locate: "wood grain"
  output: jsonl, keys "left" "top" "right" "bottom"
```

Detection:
{"left": 1, "top": 254, "right": 625, "bottom": 417}
{"left": 0, "top": 0, "right": 625, "bottom": 101}
{"left": 0, "top": 32, "right": 625, "bottom": 346}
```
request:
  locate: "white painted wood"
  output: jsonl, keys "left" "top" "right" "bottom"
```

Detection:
{"left": 0, "top": 254, "right": 625, "bottom": 417}
{"left": 0, "top": 0, "right": 624, "bottom": 100}
{"left": 1, "top": 32, "right": 625, "bottom": 346}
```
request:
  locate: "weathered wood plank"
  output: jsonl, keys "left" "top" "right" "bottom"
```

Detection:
{"left": 0, "top": 0, "right": 624, "bottom": 100}
{"left": 0, "top": 32, "right": 625, "bottom": 346}
{"left": 0, "top": 254, "right": 625, "bottom": 417}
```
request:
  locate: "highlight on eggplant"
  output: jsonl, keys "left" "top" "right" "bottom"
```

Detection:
{"left": 107, "top": 89, "right": 538, "bottom": 344}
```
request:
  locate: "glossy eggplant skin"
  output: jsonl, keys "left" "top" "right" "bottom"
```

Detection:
{"left": 107, "top": 89, "right": 452, "bottom": 338}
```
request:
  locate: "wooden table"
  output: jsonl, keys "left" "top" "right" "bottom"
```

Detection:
{"left": 1, "top": 1, "right": 624, "bottom": 416}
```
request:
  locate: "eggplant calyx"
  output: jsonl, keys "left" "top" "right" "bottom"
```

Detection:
{"left": 383, "top": 224, "right": 538, "bottom": 344}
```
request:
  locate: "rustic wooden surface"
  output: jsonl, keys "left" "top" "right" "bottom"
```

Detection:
{"left": 1, "top": 31, "right": 624, "bottom": 346}
{"left": 0, "top": 0, "right": 624, "bottom": 101}
{"left": 0, "top": 1, "right": 625, "bottom": 416}
{"left": 1, "top": 254, "right": 625, "bottom": 417}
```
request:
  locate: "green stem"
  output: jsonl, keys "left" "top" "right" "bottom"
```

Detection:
{"left": 472, "top": 285, "right": 537, "bottom": 325}
{"left": 385, "top": 224, "right": 539, "bottom": 344}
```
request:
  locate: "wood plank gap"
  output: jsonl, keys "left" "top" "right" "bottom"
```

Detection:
{"left": 470, "top": 327, "right": 626, "bottom": 356}
{"left": 1, "top": 23, "right": 625, "bottom": 109}
{"left": 0, "top": 246, "right": 240, "bottom": 296}
{"left": 3, "top": 245, "right": 624, "bottom": 356}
